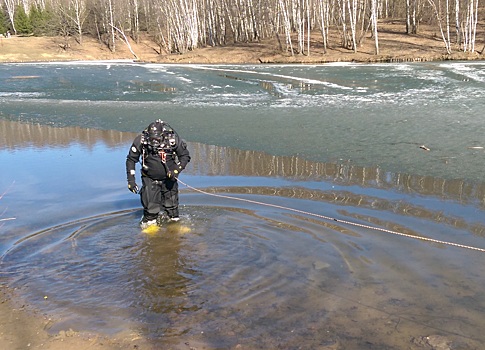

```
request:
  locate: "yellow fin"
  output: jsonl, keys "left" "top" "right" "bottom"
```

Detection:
{"left": 142, "top": 224, "right": 160, "bottom": 235}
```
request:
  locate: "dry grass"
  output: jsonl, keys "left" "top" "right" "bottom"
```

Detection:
{"left": 0, "top": 21, "right": 483, "bottom": 64}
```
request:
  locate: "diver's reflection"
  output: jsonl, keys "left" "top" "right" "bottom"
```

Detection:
{"left": 134, "top": 225, "right": 199, "bottom": 336}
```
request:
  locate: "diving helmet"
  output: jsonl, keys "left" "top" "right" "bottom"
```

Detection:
{"left": 143, "top": 119, "right": 176, "bottom": 152}
{"left": 146, "top": 120, "right": 164, "bottom": 150}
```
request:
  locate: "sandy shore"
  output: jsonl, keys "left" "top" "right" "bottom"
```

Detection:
{"left": 1, "top": 280, "right": 151, "bottom": 350}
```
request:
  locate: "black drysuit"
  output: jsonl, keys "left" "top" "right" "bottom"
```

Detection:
{"left": 126, "top": 131, "right": 190, "bottom": 221}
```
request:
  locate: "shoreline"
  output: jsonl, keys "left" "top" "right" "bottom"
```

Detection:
{"left": 0, "top": 290, "right": 149, "bottom": 350}
{"left": 0, "top": 27, "right": 483, "bottom": 65}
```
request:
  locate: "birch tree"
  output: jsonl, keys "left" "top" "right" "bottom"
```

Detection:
{"left": 130, "top": 0, "right": 139, "bottom": 42}
{"left": 72, "top": 0, "right": 86, "bottom": 44}
{"left": 278, "top": 0, "right": 294, "bottom": 54}
{"left": 317, "top": 0, "right": 329, "bottom": 53}
{"left": 406, "top": 0, "right": 420, "bottom": 34}
{"left": 294, "top": 0, "right": 305, "bottom": 53}
{"left": 462, "top": 0, "right": 478, "bottom": 52}
{"left": 305, "top": 0, "right": 310, "bottom": 55}
{"left": 103, "top": 0, "right": 115, "bottom": 51}
{"left": 3, "top": 0, "right": 17, "bottom": 33}
{"left": 56, "top": 0, "right": 86, "bottom": 44}
{"left": 337, "top": 0, "right": 347, "bottom": 48}
{"left": 371, "top": 0, "right": 379, "bottom": 54}
{"left": 346, "top": 0, "right": 358, "bottom": 52}
{"left": 2, "top": 0, "right": 483, "bottom": 58}
{"left": 455, "top": 0, "right": 461, "bottom": 46}
{"left": 427, "top": 0, "right": 451, "bottom": 53}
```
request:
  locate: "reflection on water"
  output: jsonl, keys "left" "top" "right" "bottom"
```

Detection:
{"left": 0, "top": 119, "right": 137, "bottom": 148}
{"left": 127, "top": 80, "right": 177, "bottom": 93}
{"left": 2, "top": 120, "right": 485, "bottom": 349}
{"left": 2, "top": 61, "right": 485, "bottom": 183}
{"left": 3, "top": 119, "right": 485, "bottom": 207}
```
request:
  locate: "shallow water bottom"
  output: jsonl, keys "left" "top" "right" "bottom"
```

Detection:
{"left": 2, "top": 197, "right": 485, "bottom": 349}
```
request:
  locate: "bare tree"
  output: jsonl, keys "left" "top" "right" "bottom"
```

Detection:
{"left": 3, "top": 0, "right": 17, "bottom": 34}
{"left": 110, "top": 23, "right": 139, "bottom": 59}
{"left": 130, "top": 0, "right": 140, "bottom": 42}
{"left": 337, "top": 0, "right": 347, "bottom": 48}
{"left": 3, "top": 0, "right": 483, "bottom": 59}
{"left": 317, "top": 0, "right": 329, "bottom": 53}
{"left": 347, "top": 0, "right": 358, "bottom": 52}
{"left": 106, "top": 0, "right": 115, "bottom": 51}
{"left": 406, "top": 0, "right": 420, "bottom": 34}
{"left": 462, "top": 0, "right": 478, "bottom": 52}
{"left": 455, "top": 0, "right": 461, "bottom": 46}
{"left": 56, "top": 0, "right": 87, "bottom": 44}
{"left": 371, "top": 0, "right": 379, "bottom": 54}
{"left": 427, "top": 0, "right": 451, "bottom": 53}
{"left": 278, "top": 0, "right": 294, "bottom": 54}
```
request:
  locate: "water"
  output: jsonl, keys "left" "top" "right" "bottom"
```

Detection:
{"left": 2, "top": 61, "right": 485, "bottom": 181}
{"left": 1, "top": 62, "right": 485, "bottom": 349}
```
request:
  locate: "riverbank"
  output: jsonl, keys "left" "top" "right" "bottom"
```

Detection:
{"left": 0, "top": 282, "right": 147, "bottom": 349}
{"left": 0, "top": 21, "right": 483, "bottom": 64}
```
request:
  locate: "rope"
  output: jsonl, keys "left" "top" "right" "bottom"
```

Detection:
{"left": 177, "top": 179, "right": 485, "bottom": 253}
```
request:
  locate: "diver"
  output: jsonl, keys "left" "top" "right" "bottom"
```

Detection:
{"left": 126, "top": 119, "right": 190, "bottom": 228}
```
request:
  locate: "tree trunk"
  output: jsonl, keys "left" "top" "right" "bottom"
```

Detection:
{"left": 455, "top": 0, "right": 461, "bottom": 47}
{"left": 279, "top": 0, "right": 294, "bottom": 55}
{"left": 111, "top": 24, "right": 139, "bottom": 60}
{"left": 131, "top": 0, "right": 140, "bottom": 43}
{"left": 318, "top": 0, "right": 328, "bottom": 53}
{"left": 371, "top": 0, "right": 379, "bottom": 54}
{"left": 427, "top": 0, "right": 451, "bottom": 54}
{"left": 4, "top": 0, "right": 17, "bottom": 34}
{"left": 107, "top": 0, "right": 116, "bottom": 52}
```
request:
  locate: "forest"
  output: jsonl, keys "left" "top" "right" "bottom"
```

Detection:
{"left": 0, "top": 0, "right": 483, "bottom": 57}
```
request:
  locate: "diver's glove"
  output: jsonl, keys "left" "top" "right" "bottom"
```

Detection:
{"left": 167, "top": 169, "right": 179, "bottom": 180}
{"left": 128, "top": 179, "right": 139, "bottom": 194}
